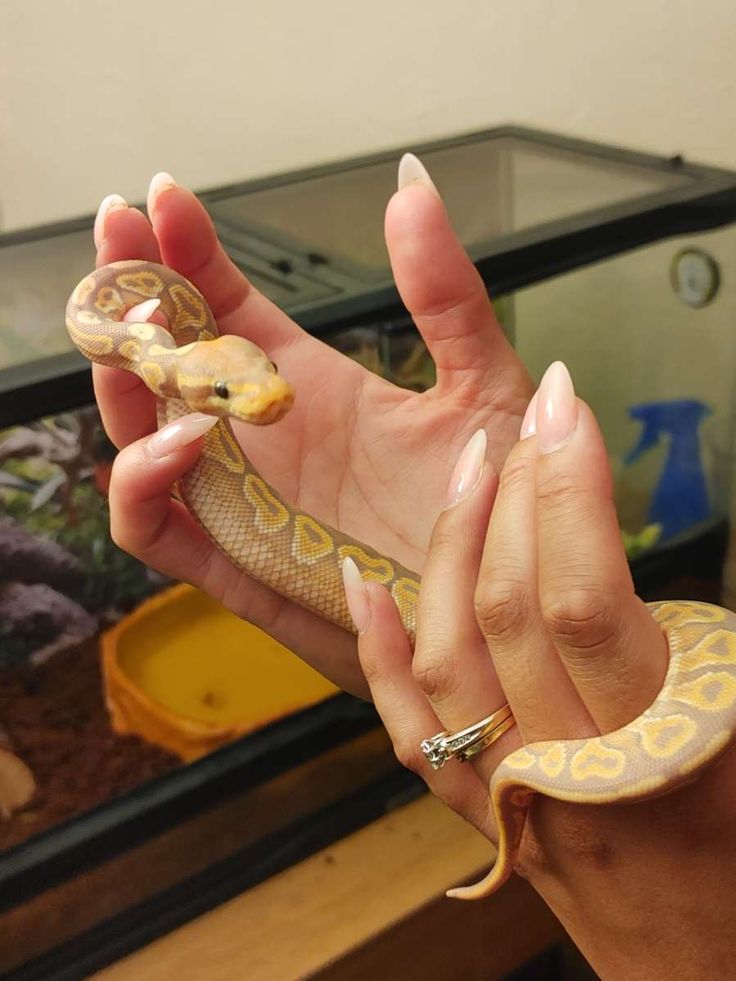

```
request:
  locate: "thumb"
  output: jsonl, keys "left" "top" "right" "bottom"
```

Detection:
{"left": 385, "top": 156, "right": 531, "bottom": 402}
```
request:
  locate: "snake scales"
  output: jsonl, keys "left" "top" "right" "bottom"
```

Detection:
{"left": 67, "top": 260, "right": 736, "bottom": 900}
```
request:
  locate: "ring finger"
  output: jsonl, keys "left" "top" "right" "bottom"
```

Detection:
{"left": 345, "top": 570, "right": 496, "bottom": 839}
{"left": 410, "top": 431, "right": 519, "bottom": 783}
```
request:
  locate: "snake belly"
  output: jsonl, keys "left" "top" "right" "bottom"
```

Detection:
{"left": 67, "top": 262, "right": 736, "bottom": 901}
{"left": 65, "top": 260, "right": 420, "bottom": 640}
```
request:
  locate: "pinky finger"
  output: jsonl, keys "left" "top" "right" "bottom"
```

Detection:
{"left": 344, "top": 567, "right": 495, "bottom": 840}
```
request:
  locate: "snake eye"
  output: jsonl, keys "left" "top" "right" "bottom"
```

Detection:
{"left": 214, "top": 380, "right": 230, "bottom": 399}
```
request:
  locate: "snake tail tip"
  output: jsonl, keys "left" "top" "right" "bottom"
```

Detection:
{"left": 445, "top": 887, "right": 473, "bottom": 901}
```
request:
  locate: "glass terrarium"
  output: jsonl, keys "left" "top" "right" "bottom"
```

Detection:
{"left": 1, "top": 126, "right": 735, "bottom": 977}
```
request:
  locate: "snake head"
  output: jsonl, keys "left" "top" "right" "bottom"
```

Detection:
{"left": 179, "top": 335, "right": 294, "bottom": 425}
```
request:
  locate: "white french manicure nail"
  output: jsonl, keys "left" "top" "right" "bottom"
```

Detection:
{"left": 94, "top": 193, "right": 127, "bottom": 249}
{"left": 397, "top": 153, "right": 440, "bottom": 196}
{"left": 147, "top": 413, "right": 217, "bottom": 458}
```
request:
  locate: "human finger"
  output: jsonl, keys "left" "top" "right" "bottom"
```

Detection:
{"left": 146, "top": 173, "right": 312, "bottom": 353}
{"left": 532, "top": 361, "right": 669, "bottom": 731}
{"left": 344, "top": 565, "right": 495, "bottom": 838}
{"left": 386, "top": 155, "right": 533, "bottom": 404}
{"left": 409, "top": 431, "right": 517, "bottom": 783}
{"left": 94, "top": 193, "right": 162, "bottom": 267}
{"left": 108, "top": 415, "right": 366, "bottom": 696}
{"left": 92, "top": 193, "right": 163, "bottom": 448}
{"left": 475, "top": 429, "right": 595, "bottom": 743}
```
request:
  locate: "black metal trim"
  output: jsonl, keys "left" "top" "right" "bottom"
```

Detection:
{"left": 195, "top": 123, "right": 733, "bottom": 203}
{"left": 2, "top": 125, "right": 735, "bottom": 427}
{"left": 1, "top": 768, "right": 425, "bottom": 981}
{"left": 0, "top": 353, "right": 92, "bottom": 429}
{"left": 0, "top": 692, "right": 378, "bottom": 911}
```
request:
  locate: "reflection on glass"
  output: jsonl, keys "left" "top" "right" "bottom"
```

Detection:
{"left": 0, "top": 131, "right": 696, "bottom": 374}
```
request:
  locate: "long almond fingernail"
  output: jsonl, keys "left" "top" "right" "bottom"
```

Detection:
{"left": 519, "top": 390, "right": 539, "bottom": 440}
{"left": 147, "top": 413, "right": 217, "bottom": 458}
{"left": 94, "top": 193, "right": 127, "bottom": 249}
{"left": 446, "top": 429, "right": 487, "bottom": 507}
{"left": 536, "top": 361, "right": 578, "bottom": 453}
{"left": 148, "top": 171, "right": 176, "bottom": 213}
{"left": 397, "top": 153, "right": 440, "bottom": 197}
{"left": 342, "top": 557, "right": 371, "bottom": 633}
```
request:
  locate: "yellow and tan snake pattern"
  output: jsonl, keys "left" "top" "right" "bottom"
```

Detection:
{"left": 66, "top": 261, "right": 421, "bottom": 639}
{"left": 449, "top": 599, "right": 736, "bottom": 898}
{"left": 67, "top": 261, "right": 736, "bottom": 901}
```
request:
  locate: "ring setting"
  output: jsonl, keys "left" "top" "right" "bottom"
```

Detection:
{"left": 420, "top": 704, "right": 515, "bottom": 770}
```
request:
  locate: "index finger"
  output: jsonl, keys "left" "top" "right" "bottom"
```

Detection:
{"left": 91, "top": 175, "right": 347, "bottom": 451}
{"left": 146, "top": 175, "right": 311, "bottom": 353}
{"left": 92, "top": 196, "right": 163, "bottom": 447}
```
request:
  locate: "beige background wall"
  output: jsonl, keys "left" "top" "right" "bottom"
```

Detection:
{"left": 2, "top": 0, "right": 735, "bottom": 232}
{"left": 3, "top": 0, "right": 736, "bottom": 522}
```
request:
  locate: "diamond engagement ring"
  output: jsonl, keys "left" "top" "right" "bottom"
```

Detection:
{"left": 420, "top": 704, "right": 515, "bottom": 770}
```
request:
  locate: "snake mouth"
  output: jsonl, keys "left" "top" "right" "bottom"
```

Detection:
{"left": 230, "top": 379, "right": 294, "bottom": 425}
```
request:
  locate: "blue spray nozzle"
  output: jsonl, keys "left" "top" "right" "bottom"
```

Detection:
{"left": 625, "top": 400, "right": 712, "bottom": 465}
{"left": 624, "top": 398, "right": 712, "bottom": 540}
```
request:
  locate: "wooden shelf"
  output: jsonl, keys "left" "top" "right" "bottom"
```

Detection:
{"left": 95, "top": 794, "right": 564, "bottom": 981}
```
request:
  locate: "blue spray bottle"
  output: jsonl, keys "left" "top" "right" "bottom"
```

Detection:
{"left": 624, "top": 399, "right": 712, "bottom": 540}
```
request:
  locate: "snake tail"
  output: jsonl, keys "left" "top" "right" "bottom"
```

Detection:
{"left": 449, "top": 600, "right": 736, "bottom": 900}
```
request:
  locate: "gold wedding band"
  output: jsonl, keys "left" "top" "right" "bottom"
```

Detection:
{"left": 420, "top": 704, "right": 516, "bottom": 770}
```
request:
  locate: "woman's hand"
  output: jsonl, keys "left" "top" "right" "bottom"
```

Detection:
{"left": 94, "top": 161, "right": 533, "bottom": 695}
{"left": 347, "top": 361, "right": 736, "bottom": 980}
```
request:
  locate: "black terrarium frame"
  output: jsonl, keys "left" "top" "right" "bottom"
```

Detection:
{"left": 2, "top": 125, "right": 736, "bottom": 428}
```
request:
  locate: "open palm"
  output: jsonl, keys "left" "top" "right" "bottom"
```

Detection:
{"left": 94, "top": 169, "right": 532, "bottom": 695}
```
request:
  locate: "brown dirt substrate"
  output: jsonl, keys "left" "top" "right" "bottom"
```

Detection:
{"left": 0, "top": 637, "right": 179, "bottom": 853}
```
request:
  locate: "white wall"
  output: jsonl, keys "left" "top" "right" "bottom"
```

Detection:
{"left": 2, "top": 0, "right": 735, "bottom": 232}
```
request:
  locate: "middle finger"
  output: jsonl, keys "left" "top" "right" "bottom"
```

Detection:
{"left": 475, "top": 425, "right": 596, "bottom": 743}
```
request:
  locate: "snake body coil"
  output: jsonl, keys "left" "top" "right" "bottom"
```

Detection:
{"left": 66, "top": 260, "right": 421, "bottom": 640}
{"left": 67, "top": 260, "right": 736, "bottom": 900}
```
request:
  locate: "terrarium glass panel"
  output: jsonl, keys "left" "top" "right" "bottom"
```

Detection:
{"left": 209, "top": 135, "right": 692, "bottom": 275}
{"left": 514, "top": 223, "right": 736, "bottom": 553}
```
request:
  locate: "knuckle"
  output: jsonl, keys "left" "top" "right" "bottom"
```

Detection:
{"left": 108, "top": 461, "right": 138, "bottom": 551}
{"left": 109, "top": 511, "right": 153, "bottom": 562}
{"left": 474, "top": 575, "right": 530, "bottom": 643}
{"left": 541, "top": 586, "right": 619, "bottom": 653}
{"left": 358, "top": 647, "right": 384, "bottom": 688}
{"left": 108, "top": 511, "right": 136, "bottom": 556}
{"left": 535, "top": 465, "right": 579, "bottom": 507}
{"left": 498, "top": 453, "right": 535, "bottom": 496}
{"left": 427, "top": 509, "right": 458, "bottom": 557}
{"left": 393, "top": 736, "right": 428, "bottom": 777}
{"left": 411, "top": 641, "right": 460, "bottom": 702}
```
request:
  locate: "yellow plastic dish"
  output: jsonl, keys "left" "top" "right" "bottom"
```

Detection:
{"left": 101, "top": 583, "right": 338, "bottom": 761}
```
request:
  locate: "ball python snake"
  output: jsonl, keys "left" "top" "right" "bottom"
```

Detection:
{"left": 67, "top": 260, "right": 736, "bottom": 901}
